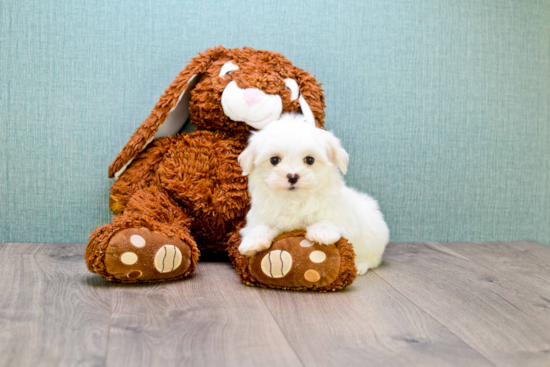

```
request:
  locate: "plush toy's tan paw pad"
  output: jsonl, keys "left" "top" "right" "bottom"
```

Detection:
{"left": 260, "top": 250, "right": 293, "bottom": 278}
{"left": 249, "top": 234, "right": 341, "bottom": 288}
{"left": 104, "top": 228, "right": 192, "bottom": 281}
{"left": 154, "top": 245, "right": 183, "bottom": 273}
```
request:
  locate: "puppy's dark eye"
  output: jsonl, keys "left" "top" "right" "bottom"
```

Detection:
{"left": 270, "top": 157, "right": 281, "bottom": 165}
{"left": 226, "top": 70, "right": 233, "bottom": 76}
{"left": 304, "top": 156, "right": 315, "bottom": 165}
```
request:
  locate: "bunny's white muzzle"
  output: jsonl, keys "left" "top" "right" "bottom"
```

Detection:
{"left": 221, "top": 81, "right": 283, "bottom": 129}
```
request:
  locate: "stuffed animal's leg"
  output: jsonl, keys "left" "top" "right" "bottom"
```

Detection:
{"left": 227, "top": 224, "right": 358, "bottom": 292}
{"left": 85, "top": 186, "right": 199, "bottom": 283}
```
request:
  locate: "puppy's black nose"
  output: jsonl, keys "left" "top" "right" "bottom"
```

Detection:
{"left": 287, "top": 173, "right": 299, "bottom": 184}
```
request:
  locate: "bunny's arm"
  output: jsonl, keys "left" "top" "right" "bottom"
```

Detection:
{"left": 109, "top": 137, "right": 173, "bottom": 215}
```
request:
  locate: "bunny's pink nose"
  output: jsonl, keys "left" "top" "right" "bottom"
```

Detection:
{"left": 243, "top": 88, "right": 265, "bottom": 106}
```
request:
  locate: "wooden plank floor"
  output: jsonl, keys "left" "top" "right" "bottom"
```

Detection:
{"left": 1, "top": 241, "right": 549, "bottom": 367}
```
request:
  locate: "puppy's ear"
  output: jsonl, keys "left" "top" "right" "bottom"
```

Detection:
{"left": 108, "top": 46, "right": 229, "bottom": 178}
{"left": 238, "top": 144, "right": 256, "bottom": 176}
{"left": 326, "top": 134, "right": 349, "bottom": 174}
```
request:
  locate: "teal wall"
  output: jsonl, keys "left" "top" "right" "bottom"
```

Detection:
{"left": 1, "top": 0, "right": 549, "bottom": 245}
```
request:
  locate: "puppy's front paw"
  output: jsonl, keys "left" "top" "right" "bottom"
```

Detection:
{"left": 238, "top": 234, "right": 272, "bottom": 257}
{"left": 355, "top": 258, "right": 370, "bottom": 275}
{"left": 306, "top": 221, "right": 341, "bottom": 245}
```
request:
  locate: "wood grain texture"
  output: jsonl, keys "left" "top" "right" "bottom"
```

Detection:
{"left": 0, "top": 243, "right": 111, "bottom": 367}
{"left": 443, "top": 241, "right": 550, "bottom": 300}
{"left": 2, "top": 241, "right": 550, "bottom": 367}
{"left": 256, "top": 271, "right": 494, "bottom": 367}
{"left": 498, "top": 241, "right": 550, "bottom": 270}
{"left": 105, "top": 262, "right": 302, "bottom": 367}
{"left": 374, "top": 242, "right": 550, "bottom": 367}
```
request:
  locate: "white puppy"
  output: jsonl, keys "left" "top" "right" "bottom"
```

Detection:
{"left": 237, "top": 113, "right": 389, "bottom": 275}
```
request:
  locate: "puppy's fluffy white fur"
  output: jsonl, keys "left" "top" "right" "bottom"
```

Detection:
{"left": 237, "top": 114, "right": 389, "bottom": 275}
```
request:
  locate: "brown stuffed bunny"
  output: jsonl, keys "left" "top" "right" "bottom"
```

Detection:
{"left": 85, "top": 46, "right": 357, "bottom": 290}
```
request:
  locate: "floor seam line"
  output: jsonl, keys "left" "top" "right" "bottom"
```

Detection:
{"left": 373, "top": 248, "right": 498, "bottom": 367}
{"left": 439, "top": 241, "right": 550, "bottom": 302}
{"left": 256, "top": 289, "right": 306, "bottom": 367}
{"left": 496, "top": 241, "right": 550, "bottom": 271}
{"left": 103, "top": 285, "right": 114, "bottom": 367}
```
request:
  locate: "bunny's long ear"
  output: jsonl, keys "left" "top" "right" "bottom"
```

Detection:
{"left": 293, "top": 69, "right": 326, "bottom": 129}
{"left": 108, "top": 47, "right": 228, "bottom": 178}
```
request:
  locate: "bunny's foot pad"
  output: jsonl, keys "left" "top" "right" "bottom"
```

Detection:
{"left": 227, "top": 230, "right": 357, "bottom": 292}
{"left": 86, "top": 228, "right": 196, "bottom": 283}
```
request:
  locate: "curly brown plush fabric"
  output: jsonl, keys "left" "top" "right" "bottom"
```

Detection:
{"left": 227, "top": 230, "right": 357, "bottom": 292}
{"left": 107, "top": 46, "right": 326, "bottom": 178}
{"left": 85, "top": 188, "right": 200, "bottom": 282}
{"left": 85, "top": 46, "right": 355, "bottom": 290}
